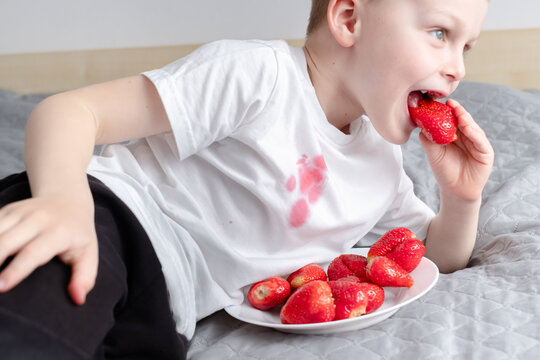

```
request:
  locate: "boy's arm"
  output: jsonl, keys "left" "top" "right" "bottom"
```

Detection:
{"left": 425, "top": 197, "right": 481, "bottom": 272}
{"left": 0, "top": 75, "right": 170, "bottom": 304}
{"left": 26, "top": 75, "right": 170, "bottom": 196}
{"left": 422, "top": 99, "right": 494, "bottom": 273}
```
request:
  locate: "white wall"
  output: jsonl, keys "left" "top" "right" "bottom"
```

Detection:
{"left": 0, "top": 0, "right": 539, "bottom": 55}
{"left": 482, "top": 0, "right": 540, "bottom": 30}
{"left": 0, "top": 0, "right": 311, "bottom": 54}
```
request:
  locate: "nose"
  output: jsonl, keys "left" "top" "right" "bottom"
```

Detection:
{"left": 443, "top": 49, "right": 466, "bottom": 82}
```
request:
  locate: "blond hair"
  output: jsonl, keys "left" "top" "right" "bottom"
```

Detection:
{"left": 307, "top": 0, "right": 330, "bottom": 35}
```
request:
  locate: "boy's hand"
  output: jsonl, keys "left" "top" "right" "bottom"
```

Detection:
{"left": 0, "top": 192, "right": 98, "bottom": 305}
{"left": 419, "top": 99, "right": 494, "bottom": 202}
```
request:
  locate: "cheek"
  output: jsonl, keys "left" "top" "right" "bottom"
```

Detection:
{"left": 392, "top": 47, "right": 429, "bottom": 81}
{"left": 366, "top": 42, "right": 421, "bottom": 90}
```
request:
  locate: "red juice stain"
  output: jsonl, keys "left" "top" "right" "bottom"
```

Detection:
{"left": 290, "top": 198, "right": 309, "bottom": 228}
{"left": 286, "top": 175, "right": 296, "bottom": 192}
{"left": 313, "top": 155, "right": 327, "bottom": 170}
{"left": 296, "top": 154, "right": 308, "bottom": 165}
{"left": 298, "top": 166, "right": 324, "bottom": 195}
{"left": 307, "top": 182, "right": 324, "bottom": 203}
{"left": 287, "top": 154, "right": 328, "bottom": 227}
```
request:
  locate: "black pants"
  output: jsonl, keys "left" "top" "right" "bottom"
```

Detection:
{"left": 0, "top": 173, "right": 188, "bottom": 359}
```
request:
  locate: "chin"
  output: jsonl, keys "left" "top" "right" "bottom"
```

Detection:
{"left": 390, "top": 119, "right": 417, "bottom": 145}
{"left": 379, "top": 129, "right": 412, "bottom": 145}
{"left": 368, "top": 108, "right": 416, "bottom": 145}
{"left": 391, "top": 133, "right": 412, "bottom": 145}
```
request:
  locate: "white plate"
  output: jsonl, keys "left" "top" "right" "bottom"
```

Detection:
{"left": 224, "top": 248, "right": 439, "bottom": 334}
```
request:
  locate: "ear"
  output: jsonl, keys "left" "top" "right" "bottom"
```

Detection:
{"left": 327, "top": 0, "right": 360, "bottom": 48}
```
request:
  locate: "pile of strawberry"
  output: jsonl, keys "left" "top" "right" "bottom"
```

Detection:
{"left": 247, "top": 227, "right": 425, "bottom": 324}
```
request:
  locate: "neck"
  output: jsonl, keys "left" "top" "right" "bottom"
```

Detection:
{"left": 303, "top": 29, "right": 365, "bottom": 133}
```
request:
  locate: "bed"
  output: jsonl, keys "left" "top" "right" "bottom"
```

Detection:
{"left": 1, "top": 80, "right": 540, "bottom": 359}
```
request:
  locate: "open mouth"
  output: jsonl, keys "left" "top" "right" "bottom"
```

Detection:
{"left": 407, "top": 90, "right": 445, "bottom": 108}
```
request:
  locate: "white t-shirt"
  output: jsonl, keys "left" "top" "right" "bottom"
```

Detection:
{"left": 87, "top": 39, "right": 435, "bottom": 339}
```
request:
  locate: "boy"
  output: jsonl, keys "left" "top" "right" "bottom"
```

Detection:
{"left": 0, "top": 0, "right": 493, "bottom": 358}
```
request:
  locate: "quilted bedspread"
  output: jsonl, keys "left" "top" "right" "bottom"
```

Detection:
{"left": 1, "top": 82, "right": 540, "bottom": 359}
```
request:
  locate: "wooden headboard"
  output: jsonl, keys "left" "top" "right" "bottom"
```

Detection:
{"left": 0, "top": 28, "right": 539, "bottom": 94}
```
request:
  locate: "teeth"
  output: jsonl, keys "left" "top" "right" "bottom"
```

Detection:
{"left": 420, "top": 90, "right": 428, "bottom": 94}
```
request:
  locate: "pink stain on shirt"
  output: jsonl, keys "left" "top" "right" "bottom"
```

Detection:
{"left": 287, "top": 154, "right": 328, "bottom": 228}
{"left": 289, "top": 198, "right": 309, "bottom": 228}
{"left": 286, "top": 175, "right": 296, "bottom": 192}
{"left": 307, "top": 182, "right": 324, "bottom": 203}
{"left": 313, "top": 155, "right": 327, "bottom": 170}
{"left": 298, "top": 166, "right": 324, "bottom": 195}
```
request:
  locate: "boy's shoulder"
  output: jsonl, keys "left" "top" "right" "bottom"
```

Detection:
{"left": 193, "top": 39, "right": 293, "bottom": 63}
{"left": 202, "top": 38, "right": 290, "bottom": 52}
{"left": 161, "top": 39, "right": 298, "bottom": 80}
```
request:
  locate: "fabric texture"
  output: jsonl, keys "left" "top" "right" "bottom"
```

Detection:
{"left": 0, "top": 173, "right": 187, "bottom": 359}
{"left": 87, "top": 39, "right": 434, "bottom": 339}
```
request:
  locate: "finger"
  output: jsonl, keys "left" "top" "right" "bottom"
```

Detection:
{"left": 65, "top": 242, "right": 99, "bottom": 305}
{"left": 418, "top": 131, "right": 445, "bottom": 164}
{"left": 447, "top": 99, "right": 484, "bottom": 140}
{"left": 418, "top": 131, "right": 434, "bottom": 150}
{"left": 0, "top": 216, "right": 42, "bottom": 266}
{"left": 447, "top": 99, "right": 493, "bottom": 156}
{"left": 446, "top": 98, "right": 463, "bottom": 112}
{"left": 446, "top": 99, "right": 474, "bottom": 127}
{"left": 0, "top": 203, "right": 26, "bottom": 234}
{"left": 0, "top": 238, "right": 57, "bottom": 292}
{"left": 457, "top": 118, "right": 493, "bottom": 160}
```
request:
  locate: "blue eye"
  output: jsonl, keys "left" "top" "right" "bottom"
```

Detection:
{"left": 431, "top": 29, "right": 445, "bottom": 41}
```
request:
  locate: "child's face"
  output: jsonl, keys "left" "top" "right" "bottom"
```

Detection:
{"left": 347, "top": 0, "right": 488, "bottom": 144}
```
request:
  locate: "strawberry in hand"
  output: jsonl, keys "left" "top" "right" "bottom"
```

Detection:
{"left": 409, "top": 94, "right": 458, "bottom": 145}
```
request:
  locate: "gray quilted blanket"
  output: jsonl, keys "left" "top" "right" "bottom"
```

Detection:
{"left": 1, "top": 82, "right": 540, "bottom": 359}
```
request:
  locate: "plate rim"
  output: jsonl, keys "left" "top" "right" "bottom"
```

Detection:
{"left": 224, "top": 247, "right": 439, "bottom": 332}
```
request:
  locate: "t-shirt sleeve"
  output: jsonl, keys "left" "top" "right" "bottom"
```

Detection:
{"left": 142, "top": 40, "right": 278, "bottom": 159}
{"left": 359, "top": 167, "right": 436, "bottom": 246}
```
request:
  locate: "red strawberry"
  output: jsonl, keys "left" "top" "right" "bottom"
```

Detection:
{"left": 247, "top": 277, "right": 291, "bottom": 311}
{"left": 327, "top": 254, "right": 368, "bottom": 282}
{"left": 366, "top": 256, "right": 414, "bottom": 288}
{"left": 280, "top": 280, "right": 335, "bottom": 324}
{"left": 287, "top": 263, "right": 327, "bottom": 290}
{"left": 385, "top": 238, "right": 425, "bottom": 272}
{"left": 332, "top": 277, "right": 385, "bottom": 313}
{"left": 328, "top": 281, "right": 368, "bottom": 320}
{"left": 327, "top": 256, "right": 354, "bottom": 281}
{"left": 367, "top": 227, "right": 418, "bottom": 262}
{"left": 357, "top": 282, "right": 385, "bottom": 314}
{"left": 409, "top": 97, "right": 458, "bottom": 145}
{"left": 336, "top": 275, "right": 362, "bottom": 283}
{"left": 340, "top": 254, "right": 368, "bottom": 281}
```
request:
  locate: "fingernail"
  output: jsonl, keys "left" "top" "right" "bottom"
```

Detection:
{"left": 80, "top": 292, "right": 87, "bottom": 305}
{"left": 0, "top": 278, "right": 6, "bottom": 291}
